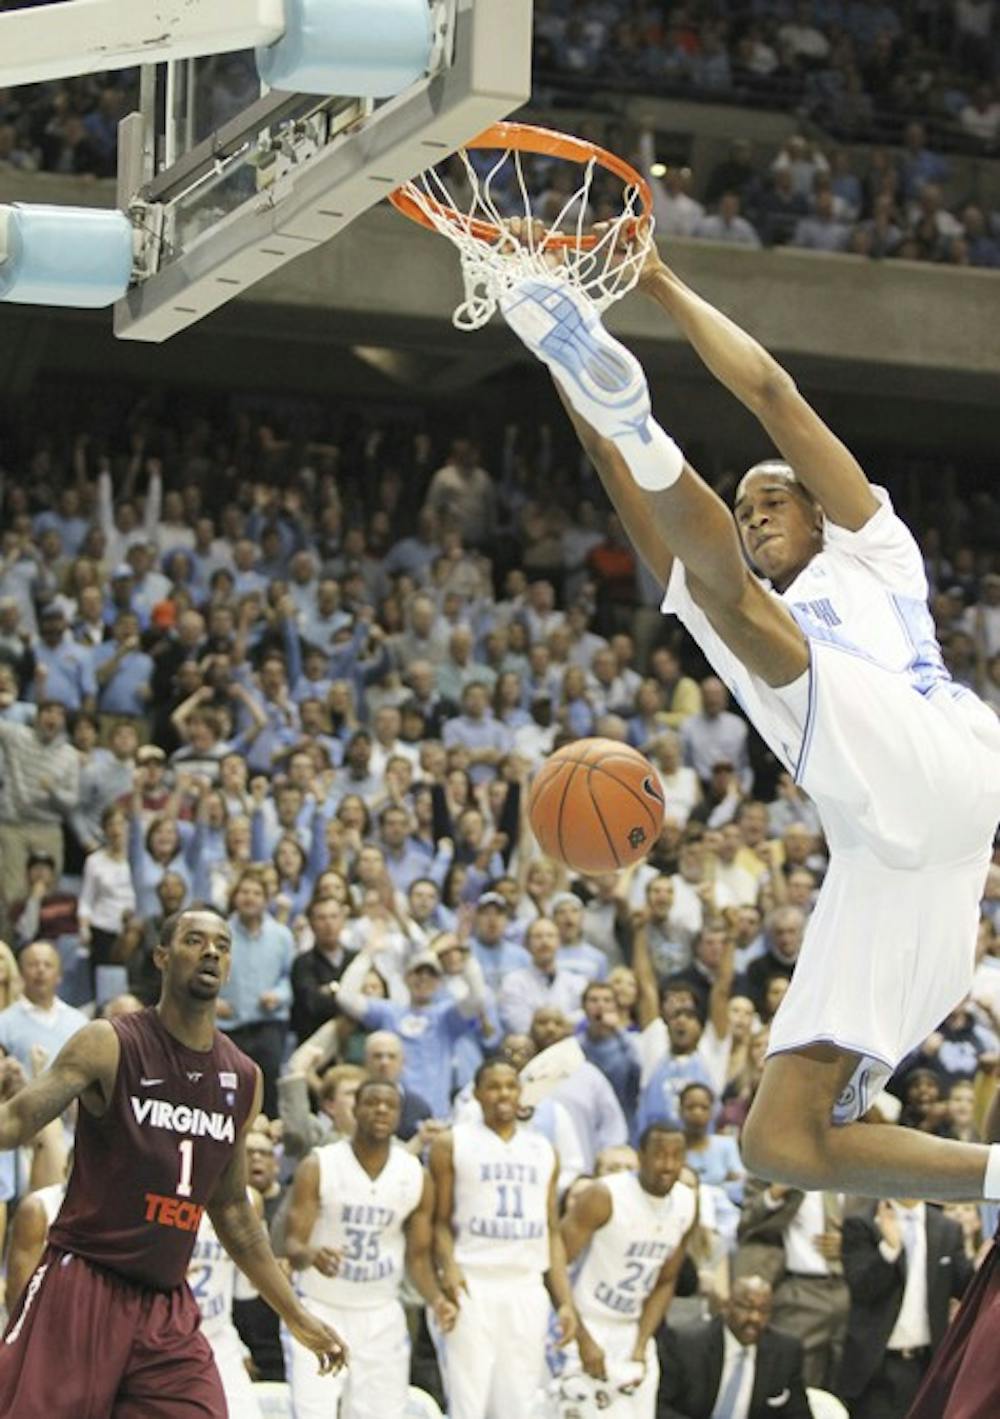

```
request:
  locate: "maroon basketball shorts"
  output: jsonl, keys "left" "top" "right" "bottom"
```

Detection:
{"left": 906, "top": 1237, "right": 1000, "bottom": 1419}
{"left": 0, "top": 1245, "right": 228, "bottom": 1418}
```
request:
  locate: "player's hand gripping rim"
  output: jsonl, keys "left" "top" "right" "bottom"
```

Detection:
{"left": 589, "top": 214, "right": 665, "bottom": 291}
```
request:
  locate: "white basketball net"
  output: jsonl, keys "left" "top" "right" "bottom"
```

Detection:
{"left": 396, "top": 146, "right": 654, "bottom": 331}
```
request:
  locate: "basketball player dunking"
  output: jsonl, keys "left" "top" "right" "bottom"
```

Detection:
{"left": 430, "top": 1058, "right": 577, "bottom": 1419}
{"left": 499, "top": 251, "right": 1000, "bottom": 1209}
{"left": 559, "top": 1124, "right": 696, "bottom": 1417}
{"left": 0, "top": 906, "right": 346, "bottom": 1418}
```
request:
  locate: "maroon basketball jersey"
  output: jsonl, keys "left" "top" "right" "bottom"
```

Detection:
{"left": 49, "top": 1008, "right": 257, "bottom": 1289}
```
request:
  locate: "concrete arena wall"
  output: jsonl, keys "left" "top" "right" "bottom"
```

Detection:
{"left": 1, "top": 171, "right": 997, "bottom": 385}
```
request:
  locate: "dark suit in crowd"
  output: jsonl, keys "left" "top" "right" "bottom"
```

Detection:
{"left": 658, "top": 1315, "right": 812, "bottom": 1418}
{"left": 839, "top": 1200, "right": 973, "bottom": 1419}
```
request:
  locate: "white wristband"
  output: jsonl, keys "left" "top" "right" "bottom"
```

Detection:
{"left": 620, "top": 418, "right": 685, "bottom": 492}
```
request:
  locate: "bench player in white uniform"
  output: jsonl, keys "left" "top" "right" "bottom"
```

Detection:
{"left": 499, "top": 252, "right": 1000, "bottom": 1207}
{"left": 559, "top": 1124, "right": 696, "bottom": 1417}
{"left": 188, "top": 1206, "right": 263, "bottom": 1419}
{"left": 429, "top": 1058, "right": 577, "bottom": 1419}
{"left": 284, "top": 1078, "right": 454, "bottom": 1419}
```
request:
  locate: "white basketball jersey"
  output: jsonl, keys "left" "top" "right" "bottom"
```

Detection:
{"left": 573, "top": 1172, "right": 696, "bottom": 1325}
{"left": 299, "top": 1139, "right": 424, "bottom": 1310}
{"left": 34, "top": 1184, "right": 66, "bottom": 1229}
{"left": 188, "top": 1210, "right": 236, "bottom": 1336}
{"left": 662, "top": 488, "right": 951, "bottom": 773}
{"left": 452, "top": 1121, "right": 554, "bottom": 1277}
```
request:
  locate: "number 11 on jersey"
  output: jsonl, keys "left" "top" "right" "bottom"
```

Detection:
{"left": 496, "top": 1183, "right": 524, "bottom": 1219}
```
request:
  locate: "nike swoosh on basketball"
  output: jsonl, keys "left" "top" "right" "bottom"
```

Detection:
{"left": 140, "top": 1077, "right": 164, "bottom": 1087}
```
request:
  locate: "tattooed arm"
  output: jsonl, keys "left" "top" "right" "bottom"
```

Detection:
{"left": 0, "top": 1022, "right": 119, "bottom": 1148}
{"left": 207, "top": 1068, "right": 347, "bottom": 1376}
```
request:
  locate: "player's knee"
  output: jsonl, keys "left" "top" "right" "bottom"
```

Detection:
{"left": 739, "top": 1110, "right": 777, "bottom": 1179}
{"left": 741, "top": 1105, "right": 832, "bottom": 1191}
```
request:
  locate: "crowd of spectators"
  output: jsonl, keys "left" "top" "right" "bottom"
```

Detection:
{"left": 0, "top": 398, "right": 997, "bottom": 1410}
{"left": 533, "top": 0, "right": 1000, "bottom": 151}
{"left": 637, "top": 121, "right": 1000, "bottom": 264}
{"left": 3, "top": 0, "right": 999, "bottom": 172}
{"left": 456, "top": 114, "right": 1000, "bottom": 270}
{"left": 3, "top": 0, "right": 1000, "bottom": 280}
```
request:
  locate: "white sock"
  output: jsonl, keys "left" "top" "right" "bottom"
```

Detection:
{"left": 618, "top": 417, "right": 685, "bottom": 492}
{"left": 984, "top": 1143, "right": 1000, "bottom": 1200}
{"left": 551, "top": 373, "right": 685, "bottom": 493}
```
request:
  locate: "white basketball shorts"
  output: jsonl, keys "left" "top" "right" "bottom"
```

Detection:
{"left": 766, "top": 641, "right": 1000, "bottom": 1122}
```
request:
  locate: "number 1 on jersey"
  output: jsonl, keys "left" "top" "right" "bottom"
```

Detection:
{"left": 176, "top": 1138, "right": 194, "bottom": 1198}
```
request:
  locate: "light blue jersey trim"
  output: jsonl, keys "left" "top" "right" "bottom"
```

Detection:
{"left": 765, "top": 1033, "right": 896, "bottom": 1071}
{"left": 793, "top": 637, "right": 819, "bottom": 788}
{"left": 787, "top": 599, "right": 877, "bottom": 666}
{"left": 787, "top": 590, "right": 962, "bottom": 790}
{"left": 888, "top": 593, "right": 952, "bottom": 698}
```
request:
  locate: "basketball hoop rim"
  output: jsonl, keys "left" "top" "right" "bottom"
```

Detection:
{"left": 388, "top": 120, "right": 653, "bottom": 250}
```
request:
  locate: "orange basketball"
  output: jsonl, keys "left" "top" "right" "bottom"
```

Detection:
{"left": 527, "top": 738, "right": 665, "bottom": 873}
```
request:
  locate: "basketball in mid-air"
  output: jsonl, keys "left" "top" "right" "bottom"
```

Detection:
{"left": 528, "top": 738, "right": 665, "bottom": 874}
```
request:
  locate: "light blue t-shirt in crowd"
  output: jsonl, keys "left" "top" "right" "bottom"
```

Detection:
{"left": 635, "top": 1052, "right": 715, "bottom": 1140}
{"left": 218, "top": 915, "right": 294, "bottom": 1029}
{"left": 0, "top": 996, "right": 89, "bottom": 1073}
{"left": 91, "top": 644, "right": 155, "bottom": 717}
{"left": 361, "top": 997, "right": 476, "bottom": 1117}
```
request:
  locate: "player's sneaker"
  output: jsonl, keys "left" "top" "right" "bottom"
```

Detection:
{"left": 499, "top": 278, "right": 654, "bottom": 445}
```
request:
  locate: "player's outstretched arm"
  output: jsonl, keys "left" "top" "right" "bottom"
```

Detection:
{"left": 545, "top": 1157, "right": 577, "bottom": 1347}
{"left": 208, "top": 1070, "right": 347, "bottom": 1375}
{"left": 500, "top": 279, "right": 811, "bottom": 691}
{"left": 405, "top": 1171, "right": 458, "bottom": 1332}
{"left": 637, "top": 249, "right": 879, "bottom": 531}
{"left": 0, "top": 1021, "right": 118, "bottom": 1150}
